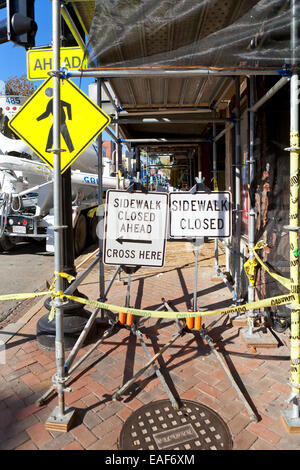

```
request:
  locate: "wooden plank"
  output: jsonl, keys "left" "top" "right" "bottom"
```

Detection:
{"left": 45, "top": 421, "right": 75, "bottom": 432}
{"left": 240, "top": 327, "right": 279, "bottom": 349}
{"left": 45, "top": 407, "right": 77, "bottom": 433}
{"left": 231, "top": 314, "right": 248, "bottom": 327}
{"left": 281, "top": 416, "right": 300, "bottom": 434}
{"left": 231, "top": 315, "right": 263, "bottom": 328}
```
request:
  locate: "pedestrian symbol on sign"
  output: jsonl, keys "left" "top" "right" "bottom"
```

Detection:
{"left": 37, "top": 87, "right": 74, "bottom": 153}
{"left": 8, "top": 77, "right": 111, "bottom": 174}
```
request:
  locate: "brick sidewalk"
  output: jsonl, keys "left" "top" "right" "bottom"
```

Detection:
{"left": 0, "top": 242, "right": 299, "bottom": 450}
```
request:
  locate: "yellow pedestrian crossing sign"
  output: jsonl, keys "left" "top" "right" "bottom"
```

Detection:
{"left": 8, "top": 77, "right": 111, "bottom": 174}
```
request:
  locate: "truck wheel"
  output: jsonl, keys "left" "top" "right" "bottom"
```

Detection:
{"left": 0, "top": 235, "right": 14, "bottom": 251}
{"left": 74, "top": 214, "right": 87, "bottom": 257}
{"left": 89, "top": 215, "right": 98, "bottom": 244}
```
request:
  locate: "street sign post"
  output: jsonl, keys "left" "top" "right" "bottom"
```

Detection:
{"left": 8, "top": 77, "right": 111, "bottom": 174}
{"left": 27, "top": 47, "right": 88, "bottom": 81}
{"left": 104, "top": 190, "right": 169, "bottom": 267}
{"left": 169, "top": 191, "right": 231, "bottom": 238}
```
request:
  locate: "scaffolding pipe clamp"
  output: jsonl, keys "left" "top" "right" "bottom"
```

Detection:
{"left": 47, "top": 69, "right": 65, "bottom": 78}
{"left": 285, "top": 147, "right": 300, "bottom": 152}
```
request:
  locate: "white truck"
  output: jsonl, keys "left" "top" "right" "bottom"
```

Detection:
{"left": 0, "top": 94, "right": 129, "bottom": 255}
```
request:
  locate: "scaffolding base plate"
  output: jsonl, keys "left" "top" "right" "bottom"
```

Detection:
{"left": 240, "top": 327, "right": 279, "bottom": 349}
{"left": 281, "top": 410, "right": 300, "bottom": 433}
{"left": 45, "top": 406, "right": 77, "bottom": 433}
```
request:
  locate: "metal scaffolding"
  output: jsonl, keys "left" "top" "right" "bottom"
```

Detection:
{"left": 43, "top": 0, "right": 300, "bottom": 433}
{"left": 45, "top": 0, "right": 77, "bottom": 431}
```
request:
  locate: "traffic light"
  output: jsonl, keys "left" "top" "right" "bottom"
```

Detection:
{"left": 0, "top": 0, "right": 37, "bottom": 48}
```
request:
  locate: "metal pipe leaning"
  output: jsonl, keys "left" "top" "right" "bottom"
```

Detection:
{"left": 249, "top": 77, "right": 289, "bottom": 113}
{"left": 133, "top": 326, "right": 180, "bottom": 410}
{"left": 202, "top": 332, "right": 258, "bottom": 422}
{"left": 37, "top": 323, "right": 116, "bottom": 406}
{"left": 37, "top": 266, "right": 121, "bottom": 406}
{"left": 112, "top": 328, "right": 182, "bottom": 405}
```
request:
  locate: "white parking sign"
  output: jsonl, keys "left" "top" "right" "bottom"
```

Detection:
{"left": 169, "top": 191, "right": 231, "bottom": 238}
{"left": 104, "top": 190, "right": 168, "bottom": 267}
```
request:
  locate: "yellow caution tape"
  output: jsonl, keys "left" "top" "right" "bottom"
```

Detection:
{"left": 62, "top": 292, "right": 296, "bottom": 320}
{"left": 47, "top": 271, "right": 75, "bottom": 322}
{"left": 0, "top": 272, "right": 76, "bottom": 322}
{"left": 53, "top": 271, "right": 75, "bottom": 285}
{"left": 0, "top": 271, "right": 297, "bottom": 323}
{"left": 87, "top": 207, "right": 98, "bottom": 218}
{"left": 211, "top": 177, "right": 219, "bottom": 191}
{"left": 244, "top": 257, "right": 258, "bottom": 287}
{"left": 249, "top": 241, "right": 291, "bottom": 290}
{"left": 0, "top": 291, "right": 48, "bottom": 301}
{"left": 289, "top": 130, "right": 300, "bottom": 390}
{"left": 0, "top": 287, "right": 295, "bottom": 320}
{"left": 87, "top": 200, "right": 106, "bottom": 218}
{"left": 48, "top": 305, "right": 57, "bottom": 323}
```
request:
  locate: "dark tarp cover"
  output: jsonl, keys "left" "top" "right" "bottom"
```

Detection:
{"left": 87, "top": 0, "right": 299, "bottom": 69}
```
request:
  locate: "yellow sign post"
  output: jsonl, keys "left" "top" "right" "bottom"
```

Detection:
{"left": 8, "top": 77, "right": 111, "bottom": 174}
{"left": 27, "top": 47, "right": 87, "bottom": 81}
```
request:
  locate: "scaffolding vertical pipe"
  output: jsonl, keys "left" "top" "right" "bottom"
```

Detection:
{"left": 212, "top": 109, "right": 218, "bottom": 273}
{"left": 115, "top": 103, "right": 120, "bottom": 189}
{"left": 43, "top": 0, "right": 80, "bottom": 429}
{"left": 193, "top": 243, "right": 199, "bottom": 313}
{"left": 234, "top": 77, "right": 242, "bottom": 303}
{"left": 282, "top": 0, "right": 300, "bottom": 429}
{"left": 247, "top": 76, "right": 256, "bottom": 334}
{"left": 136, "top": 148, "right": 141, "bottom": 180}
{"left": 125, "top": 274, "right": 134, "bottom": 325}
{"left": 146, "top": 151, "right": 149, "bottom": 189}
{"left": 51, "top": 0, "right": 65, "bottom": 418}
{"left": 192, "top": 173, "right": 203, "bottom": 320}
{"left": 97, "top": 79, "right": 105, "bottom": 308}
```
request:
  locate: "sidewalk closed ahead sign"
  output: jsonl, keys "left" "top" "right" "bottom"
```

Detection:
{"left": 104, "top": 190, "right": 168, "bottom": 267}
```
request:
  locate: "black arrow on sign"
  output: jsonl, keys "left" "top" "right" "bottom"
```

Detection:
{"left": 116, "top": 237, "right": 152, "bottom": 245}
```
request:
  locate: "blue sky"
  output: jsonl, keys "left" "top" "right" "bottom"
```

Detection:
{"left": 0, "top": 0, "right": 95, "bottom": 95}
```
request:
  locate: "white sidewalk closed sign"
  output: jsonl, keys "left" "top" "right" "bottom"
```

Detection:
{"left": 169, "top": 192, "right": 231, "bottom": 238}
{"left": 104, "top": 190, "right": 168, "bottom": 267}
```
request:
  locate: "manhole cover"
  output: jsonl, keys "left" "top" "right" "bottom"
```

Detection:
{"left": 118, "top": 399, "right": 232, "bottom": 450}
